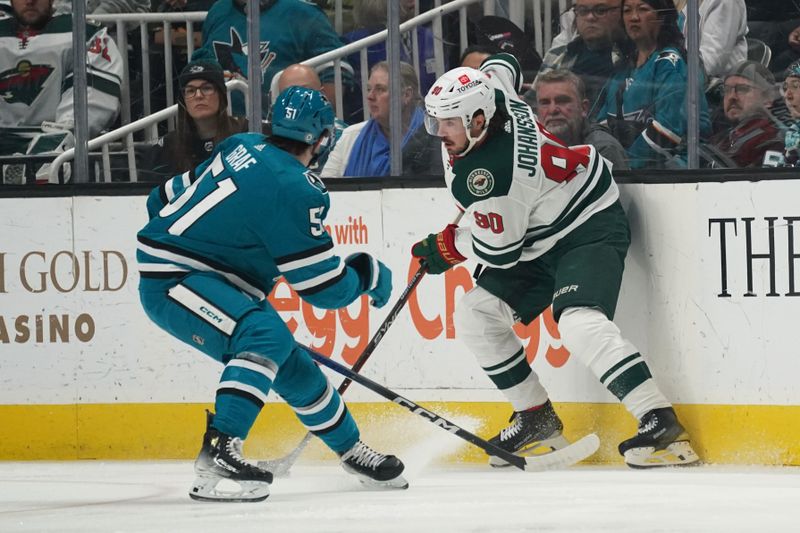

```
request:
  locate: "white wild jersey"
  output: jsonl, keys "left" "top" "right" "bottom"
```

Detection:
{"left": 0, "top": 14, "right": 123, "bottom": 136}
{"left": 442, "top": 54, "right": 619, "bottom": 268}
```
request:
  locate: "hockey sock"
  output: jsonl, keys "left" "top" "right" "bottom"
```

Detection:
{"left": 213, "top": 352, "right": 276, "bottom": 439}
{"left": 620, "top": 379, "right": 672, "bottom": 421}
{"left": 272, "top": 345, "right": 359, "bottom": 453}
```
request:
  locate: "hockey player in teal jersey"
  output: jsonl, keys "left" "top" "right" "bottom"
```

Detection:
{"left": 137, "top": 86, "right": 407, "bottom": 502}
{"left": 413, "top": 53, "right": 700, "bottom": 469}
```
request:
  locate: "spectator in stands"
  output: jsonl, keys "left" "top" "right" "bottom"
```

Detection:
{"left": 535, "top": 70, "right": 629, "bottom": 170}
{"left": 533, "top": 0, "right": 626, "bottom": 112}
{"left": 0, "top": 0, "right": 124, "bottom": 184}
{"left": 746, "top": 1, "right": 800, "bottom": 73}
{"left": 151, "top": 0, "right": 215, "bottom": 67}
{"left": 708, "top": 61, "right": 783, "bottom": 168}
{"left": 321, "top": 61, "right": 441, "bottom": 177}
{"left": 595, "top": 0, "right": 710, "bottom": 169}
{"left": 673, "top": 0, "right": 747, "bottom": 80}
{"left": 270, "top": 62, "right": 347, "bottom": 171}
{"left": 53, "top": 0, "right": 149, "bottom": 15}
{"left": 200, "top": 0, "right": 350, "bottom": 117}
{"left": 459, "top": 44, "right": 496, "bottom": 69}
{"left": 270, "top": 63, "right": 324, "bottom": 103}
{"left": 343, "top": 0, "right": 442, "bottom": 102}
{"left": 140, "top": 58, "right": 247, "bottom": 181}
{"left": 779, "top": 60, "right": 800, "bottom": 166}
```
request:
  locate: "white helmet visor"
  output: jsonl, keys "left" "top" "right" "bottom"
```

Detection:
{"left": 423, "top": 113, "right": 467, "bottom": 136}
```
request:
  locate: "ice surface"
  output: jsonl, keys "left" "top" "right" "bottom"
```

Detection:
{"left": 1, "top": 459, "right": 798, "bottom": 533}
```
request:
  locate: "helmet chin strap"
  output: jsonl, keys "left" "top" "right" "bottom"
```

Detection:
{"left": 457, "top": 119, "right": 489, "bottom": 157}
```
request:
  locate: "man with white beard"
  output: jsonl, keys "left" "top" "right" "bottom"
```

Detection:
{"left": 534, "top": 69, "right": 629, "bottom": 170}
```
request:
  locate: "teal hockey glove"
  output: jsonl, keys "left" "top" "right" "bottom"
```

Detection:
{"left": 411, "top": 224, "right": 466, "bottom": 274}
{"left": 345, "top": 253, "right": 392, "bottom": 308}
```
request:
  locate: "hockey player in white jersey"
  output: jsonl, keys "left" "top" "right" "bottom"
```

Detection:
{"left": 413, "top": 53, "right": 700, "bottom": 469}
{"left": 0, "top": 0, "right": 123, "bottom": 182}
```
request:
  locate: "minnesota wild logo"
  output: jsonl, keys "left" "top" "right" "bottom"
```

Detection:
{"left": 467, "top": 168, "right": 494, "bottom": 197}
{"left": 0, "top": 60, "right": 53, "bottom": 105}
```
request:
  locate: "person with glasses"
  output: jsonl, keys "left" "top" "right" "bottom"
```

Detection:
{"left": 595, "top": 0, "right": 711, "bottom": 169}
{"left": 531, "top": 0, "right": 626, "bottom": 112}
{"left": 141, "top": 56, "right": 247, "bottom": 182}
{"left": 708, "top": 61, "right": 783, "bottom": 168}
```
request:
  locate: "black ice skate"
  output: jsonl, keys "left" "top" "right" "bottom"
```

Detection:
{"left": 189, "top": 411, "right": 273, "bottom": 502}
{"left": 488, "top": 400, "right": 569, "bottom": 467}
{"left": 618, "top": 407, "right": 700, "bottom": 468}
{"left": 339, "top": 440, "right": 408, "bottom": 489}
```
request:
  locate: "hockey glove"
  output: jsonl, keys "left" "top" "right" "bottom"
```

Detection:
{"left": 345, "top": 253, "right": 392, "bottom": 308}
{"left": 411, "top": 224, "right": 466, "bottom": 275}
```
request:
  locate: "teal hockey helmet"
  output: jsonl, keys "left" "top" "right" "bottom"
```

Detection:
{"left": 270, "top": 86, "right": 336, "bottom": 168}
{"left": 271, "top": 86, "right": 335, "bottom": 144}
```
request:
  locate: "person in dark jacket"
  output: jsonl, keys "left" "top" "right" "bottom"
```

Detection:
{"left": 141, "top": 57, "right": 247, "bottom": 182}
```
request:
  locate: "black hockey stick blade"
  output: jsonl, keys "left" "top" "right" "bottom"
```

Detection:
{"left": 307, "top": 347, "right": 600, "bottom": 472}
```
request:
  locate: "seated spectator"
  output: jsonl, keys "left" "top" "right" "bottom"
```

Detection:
{"left": 673, "top": 0, "right": 747, "bottom": 80}
{"left": 595, "top": 0, "right": 710, "bottom": 169}
{"left": 140, "top": 58, "right": 247, "bottom": 182}
{"left": 746, "top": 1, "right": 800, "bottom": 73}
{"left": 199, "top": 0, "right": 351, "bottom": 117}
{"left": 776, "top": 60, "right": 800, "bottom": 166}
{"left": 270, "top": 62, "right": 347, "bottom": 171}
{"left": 707, "top": 61, "right": 783, "bottom": 168}
{"left": 151, "top": 0, "right": 215, "bottom": 74}
{"left": 533, "top": 0, "right": 627, "bottom": 112}
{"left": 459, "top": 44, "right": 496, "bottom": 69}
{"left": 343, "top": 0, "right": 442, "bottom": 106}
{"left": 535, "top": 70, "right": 629, "bottom": 170}
{"left": 0, "top": 0, "right": 124, "bottom": 184}
{"left": 270, "top": 63, "right": 325, "bottom": 103}
{"left": 321, "top": 61, "right": 442, "bottom": 177}
{"left": 53, "top": 0, "right": 150, "bottom": 16}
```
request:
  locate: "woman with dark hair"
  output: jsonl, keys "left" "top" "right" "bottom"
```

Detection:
{"left": 595, "top": 0, "right": 710, "bottom": 169}
{"left": 141, "top": 58, "right": 247, "bottom": 181}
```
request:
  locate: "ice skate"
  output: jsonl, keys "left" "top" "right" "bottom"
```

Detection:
{"left": 189, "top": 411, "right": 273, "bottom": 502}
{"left": 618, "top": 407, "right": 700, "bottom": 468}
{"left": 339, "top": 440, "right": 408, "bottom": 489}
{"left": 488, "top": 400, "right": 569, "bottom": 467}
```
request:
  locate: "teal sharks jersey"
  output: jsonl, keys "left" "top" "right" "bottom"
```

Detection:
{"left": 200, "top": 0, "right": 348, "bottom": 90}
{"left": 596, "top": 47, "right": 711, "bottom": 168}
{"left": 137, "top": 132, "right": 363, "bottom": 309}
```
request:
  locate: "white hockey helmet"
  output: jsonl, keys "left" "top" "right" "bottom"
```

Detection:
{"left": 424, "top": 67, "right": 496, "bottom": 155}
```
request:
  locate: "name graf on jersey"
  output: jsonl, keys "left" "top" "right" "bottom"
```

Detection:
{"left": 508, "top": 99, "right": 540, "bottom": 177}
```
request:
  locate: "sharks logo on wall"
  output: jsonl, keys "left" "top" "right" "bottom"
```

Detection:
{"left": 0, "top": 60, "right": 53, "bottom": 105}
{"left": 212, "top": 28, "right": 276, "bottom": 77}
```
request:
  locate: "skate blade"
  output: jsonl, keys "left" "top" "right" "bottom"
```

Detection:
{"left": 355, "top": 474, "right": 409, "bottom": 490}
{"left": 623, "top": 440, "right": 701, "bottom": 469}
{"left": 189, "top": 474, "right": 270, "bottom": 502}
{"left": 489, "top": 434, "right": 570, "bottom": 468}
{"left": 341, "top": 464, "right": 409, "bottom": 490}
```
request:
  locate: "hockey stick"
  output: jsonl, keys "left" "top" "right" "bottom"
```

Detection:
{"left": 259, "top": 212, "right": 464, "bottom": 476}
{"left": 306, "top": 346, "right": 601, "bottom": 472}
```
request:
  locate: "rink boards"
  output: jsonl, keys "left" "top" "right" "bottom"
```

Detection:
{"left": 1, "top": 181, "right": 799, "bottom": 465}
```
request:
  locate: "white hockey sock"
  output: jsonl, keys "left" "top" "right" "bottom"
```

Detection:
{"left": 621, "top": 380, "right": 672, "bottom": 421}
